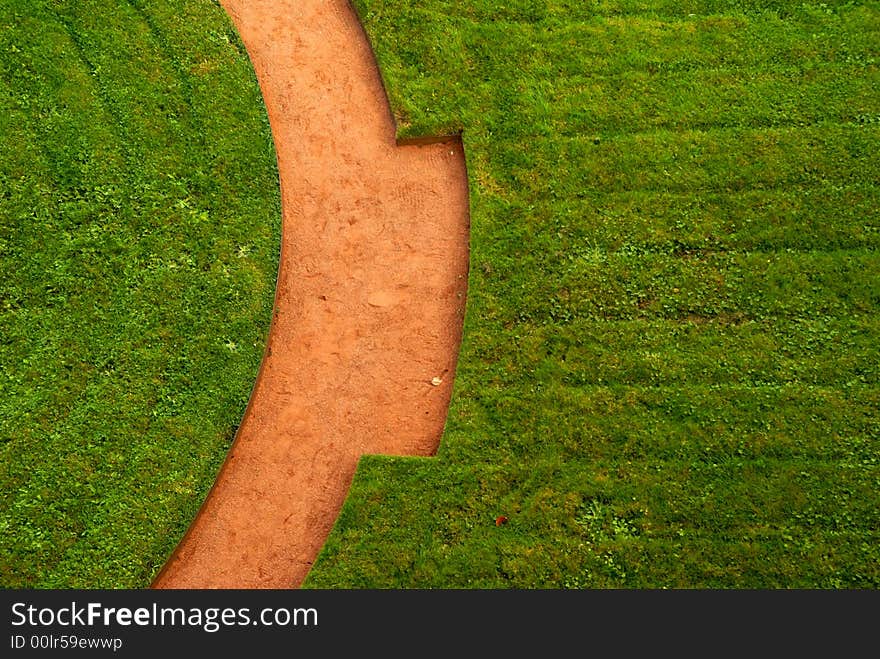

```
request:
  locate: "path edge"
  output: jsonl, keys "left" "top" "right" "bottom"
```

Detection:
{"left": 151, "top": 0, "right": 472, "bottom": 588}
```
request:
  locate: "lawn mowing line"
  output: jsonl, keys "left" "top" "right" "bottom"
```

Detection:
{"left": 52, "top": 10, "right": 137, "bottom": 171}
{"left": 536, "top": 60, "right": 880, "bottom": 81}
{"left": 506, "top": 382, "right": 880, "bottom": 394}
{"left": 560, "top": 380, "right": 880, "bottom": 392}
{"left": 586, "top": 180, "right": 879, "bottom": 200}
{"left": 0, "top": 26, "right": 125, "bottom": 191}
{"left": 520, "top": 179, "right": 879, "bottom": 199}
{"left": 511, "top": 245, "right": 880, "bottom": 269}
{"left": 123, "top": 0, "right": 202, "bottom": 151}
{"left": 403, "top": 9, "right": 880, "bottom": 30}
{"left": 484, "top": 116, "right": 880, "bottom": 144}
{"left": 565, "top": 378, "right": 880, "bottom": 392}
{"left": 512, "top": 244, "right": 880, "bottom": 258}
{"left": 454, "top": 17, "right": 880, "bottom": 52}
{"left": 548, "top": 116, "right": 880, "bottom": 141}
{"left": 507, "top": 120, "right": 880, "bottom": 145}
{"left": 518, "top": 241, "right": 880, "bottom": 258}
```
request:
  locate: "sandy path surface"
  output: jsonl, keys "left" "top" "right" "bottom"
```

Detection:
{"left": 152, "top": 0, "right": 469, "bottom": 588}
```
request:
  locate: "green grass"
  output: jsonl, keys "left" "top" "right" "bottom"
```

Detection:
{"left": 304, "top": 0, "right": 880, "bottom": 588}
{"left": 0, "top": 0, "right": 280, "bottom": 587}
{"left": 2, "top": 0, "right": 877, "bottom": 590}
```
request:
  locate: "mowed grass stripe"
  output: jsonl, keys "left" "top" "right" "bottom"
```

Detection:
{"left": 491, "top": 66, "right": 880, "bottom": 137}
{"left": 438, "top": 383, "right": 880, "bottom": 459}
{"left": 488, "top": 124, "right": 878, "bottom": 195}
{"left": 458, "top": 316, "right": 879, "bottom": 388}
{"left": 477, "top": 184, "right": 880, "bottom": 253}
{"left": 475, "top": 249, "right": 878, "bottom": 321}
{"left": 392, "top": 0, "right": 879, "bottom": 23}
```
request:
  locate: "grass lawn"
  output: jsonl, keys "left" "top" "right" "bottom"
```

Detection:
{"left": 304, "top": 0, "right": 880, "bottom": 587}
{"left": 1, "top": 0, "right": 877, "bottom": 589}
{"left": 0, "top": 0, "right": 280, "bottom": 587}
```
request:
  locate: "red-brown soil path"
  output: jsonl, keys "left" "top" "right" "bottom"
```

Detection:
{"left": 152, "top": 0, "right": 469, "bottom": 588}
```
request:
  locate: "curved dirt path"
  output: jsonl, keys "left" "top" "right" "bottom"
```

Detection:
{"left": 152, "top": 0, "right": 469, "bottom": 588}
